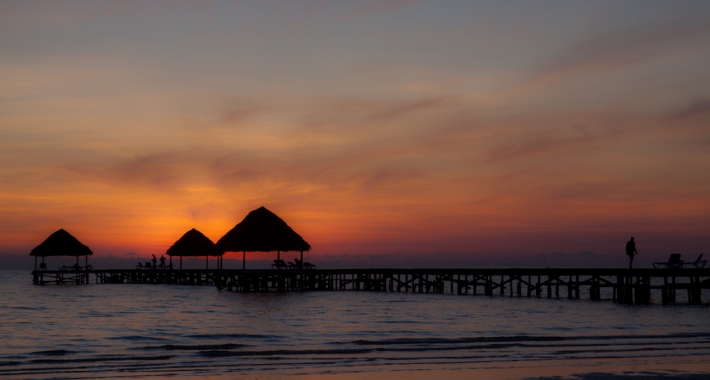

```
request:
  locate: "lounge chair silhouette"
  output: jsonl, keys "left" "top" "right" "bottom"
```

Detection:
{"left": 272, "top": 259, "right": 287, "bottom": 270}
{"left": 293, "top": 258, "right": 305, "bottom": 269}
{"left": 688, "top": 253, "right": 707, "bottom": 269}
{"left": 303, "top": 262, "right": 316, "bottom": 270}
{"left": 653, "top": 253, "right": 683, "bottom": 269}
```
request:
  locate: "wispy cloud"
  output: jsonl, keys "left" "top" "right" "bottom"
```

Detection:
{"left": 327, "top": 0, "right": 418, "bottom": 26}
{"left": 366, "top": 96, "right": 457, "bottom": 121}
{"left": 64, "top": 151, "right": 201, "bottom": 190}
{"left": 508, "top": 20, "right": 710, "bottom": 97}
{"left": 669, "top": 99, "right": 710, "bottom": 121}
{"left": 486, "top": 124, "right": 621, "bottom": 163}
{"left": 219, "top": 99, "right": 270, "bottom": 127}
{"left": 297, "top": 95, "right": 459, "bottom": 134}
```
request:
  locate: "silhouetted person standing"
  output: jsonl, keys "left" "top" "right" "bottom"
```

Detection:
{"left": 152, "top": 254, "right": 157, "bottom": 270}
{"left": 160, "top": 255, "right": 166, "bottom": 269}
{"left": 626, "top": 237, "right": 638, "bottom": 269}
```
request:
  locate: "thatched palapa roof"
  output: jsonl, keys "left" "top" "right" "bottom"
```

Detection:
{"left": 30, "top": 229, "right": 93, "bottom": 257}
{"left": 167, "top": 228, "right": 222, "bottom": 257}
{"left": 216, "top": 206, "right": 311, "bottom": 252}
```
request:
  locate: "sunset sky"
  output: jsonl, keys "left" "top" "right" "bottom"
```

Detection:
{"left": 1, "top": 1, "right": 709, "bottom": 266}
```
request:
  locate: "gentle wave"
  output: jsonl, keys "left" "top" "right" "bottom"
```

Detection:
{"left": 347, "top": 332, "right": 710, "bottom": 346}
{"left": 183, "top": 333, "right": 280, "bottom": 340}
{"left": 29, "top": 349, "right": 76, "bottom": 356}
{"left": 27, "top": 354, "right": 175, "bottom": 364}
{"left": 106, "top": 335, "right": 169, "bottom": 341}
{"left": 199, "top": 348, "right": 374, "bottom": 357}
{"left": 141, "top": 343, "right": 249, "bottom": 351}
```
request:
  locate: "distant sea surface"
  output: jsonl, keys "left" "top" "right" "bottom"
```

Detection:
{"left": 1, "top": 270, "right": 709, "bottom": 379}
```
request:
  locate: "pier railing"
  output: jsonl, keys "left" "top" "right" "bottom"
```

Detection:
{"left": 32, "top": 268, "right": 710, "bottom": 305}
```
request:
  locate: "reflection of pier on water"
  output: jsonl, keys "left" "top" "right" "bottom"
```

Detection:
{"left": 32, "top": 268, "right": 710, "bottom": 305}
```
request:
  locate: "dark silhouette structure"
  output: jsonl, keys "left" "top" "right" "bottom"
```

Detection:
{"left": 216, "top": 206, "right": 311, "bottom": 270}
{"left": 689, "top": 253, "right": 707, "bottom": 269}
{"left": 626, "top": 237, "right": 638, "bottom": 269}
{"left": 653, "top": 253, "right": 707, "bottom": 269}
{"left": 31, "top": 266, "right": 709, "bottom": 304}
{"left": 654, "top": 253, "right": 683, "bottom": 269}
{"left": 30, "top": 229, "right": 93, "bottom": 271}
{"left": 166, "top": 228, "right": 223, "bottom": 269}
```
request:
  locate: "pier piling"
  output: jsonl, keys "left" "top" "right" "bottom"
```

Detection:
{"left": 32, "top": 268, "right": 709, "bottom": 305}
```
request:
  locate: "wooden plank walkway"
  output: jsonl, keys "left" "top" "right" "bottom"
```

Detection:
{"left": 32, "top": 268, "right": 710, "bottom": 305}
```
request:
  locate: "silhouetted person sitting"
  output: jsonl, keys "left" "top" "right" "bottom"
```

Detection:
{"left": 160, "top": 255, "right": 166, "bottom": 269}
{"left": 626, "top": 237, "right": 638, "bottom": 269}
{"left": 152, "top": 254, "right": 157, "bottom": 270}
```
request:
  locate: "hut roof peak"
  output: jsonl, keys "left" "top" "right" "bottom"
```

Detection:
{"left": 216, "top": 206, "right": 311, "bottom": 252}
{"left": 167, "top": 228, "right": 222, "bottom": 257}
{"left": 30, "top": 229, "right": 93, "bottom": 257}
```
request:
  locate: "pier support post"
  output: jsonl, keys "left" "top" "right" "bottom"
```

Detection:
{"left": 590, "top": 277, "right": 600, "bottom": 301}
{"left": 634, "top": 276, "right": 651, "bottom": 305}
{"left": 615, "top": 276, "right": 623, "bottom": 303}
{"left": 616, "top": 275, "right": 633, "bottom": 304}
{"left": 536, "top": 275, "right": 541, "bottom": 298}
{"left": 688, "top": 276, "right": 701, "bottom": 305}
{"left": 485, "top": 276, "right": 492, "bottom": 296}
{"left": 527, "top": 276, "right": 532, "bottom": 297}
{"left": 661, "top": 276, "right": 669, "bottom": 304}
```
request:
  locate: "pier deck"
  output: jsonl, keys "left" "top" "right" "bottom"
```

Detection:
{"left": 32, "top": 268, "right": 710, "bottom": 305}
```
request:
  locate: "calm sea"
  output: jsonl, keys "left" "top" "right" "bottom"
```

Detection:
{"left": 1, "top": 270, "right": 709, "bottom": 379}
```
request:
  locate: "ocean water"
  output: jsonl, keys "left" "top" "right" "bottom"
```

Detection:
{"left": 1, "top": 270, "right": 709, "bottom": 379}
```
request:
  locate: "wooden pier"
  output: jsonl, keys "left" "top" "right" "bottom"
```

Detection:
{"left": 32, "top": 268, "right": 710, "bottom": 305}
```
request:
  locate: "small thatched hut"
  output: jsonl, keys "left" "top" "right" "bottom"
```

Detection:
{"left": 166, "top": 228, "right": 223, "bottom": 269}
{"left": 216, "top": 206, "right": 311, "bottom": 269}
{"left": 30, "top": 229, "right": 93, "bottom": 270}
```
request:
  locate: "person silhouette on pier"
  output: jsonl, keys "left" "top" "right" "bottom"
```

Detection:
{"left": 160, "top": 255, "right": 166, "bottom": 269}
{"left": 152, "top": 254, "right": 157, "bottom": 270}
{"left": 626, "top": 237, "right": 638, "bottom": 269}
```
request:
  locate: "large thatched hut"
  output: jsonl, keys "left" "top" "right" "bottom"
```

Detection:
{"left": 166, "top": 228, "right": 223, "bottom": 269}
{"left": 30, "top": 229, "right": 93, "bottom": 270}
{"left": 216, "top": 206, "right": 311, "bottom": 269}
